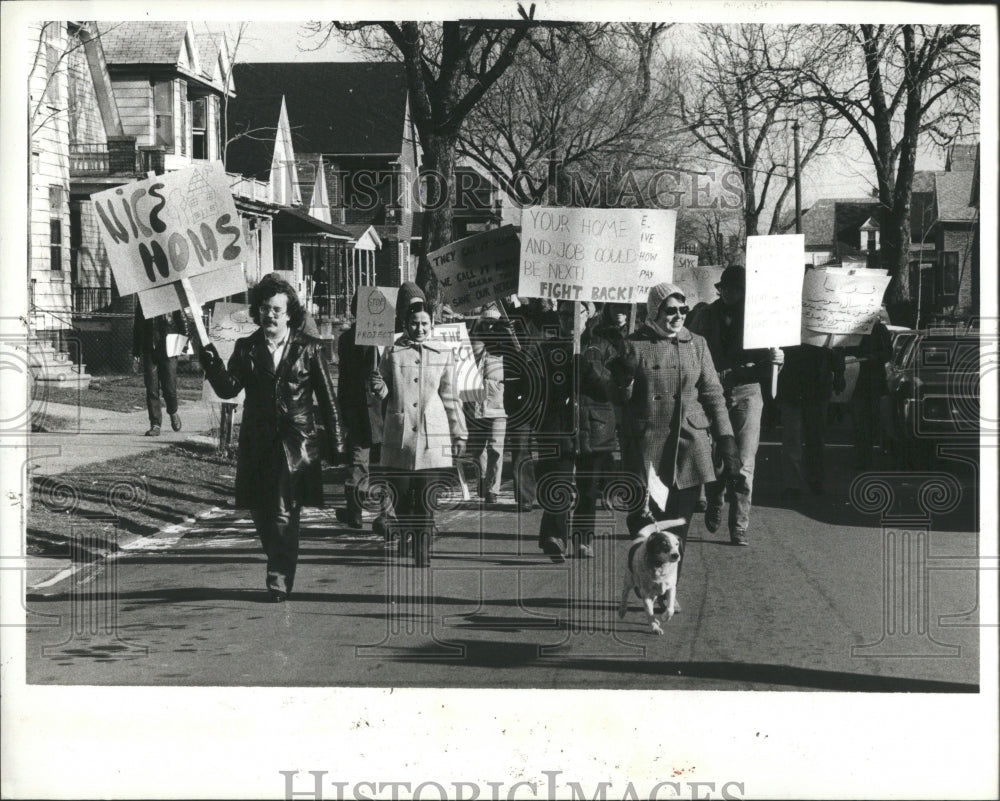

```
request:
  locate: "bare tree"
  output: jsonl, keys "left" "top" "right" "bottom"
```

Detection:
{"left": 679, "top": 24, "right": 844, "bottom": 240}
{"left": 791, "top": 24, "right": 979, "bottom": 323}
{"left": 304, "top": 12, "right": 544, "bottom": 303}
{"left": 459, "top": 23, "right": 687, "bottom": 207}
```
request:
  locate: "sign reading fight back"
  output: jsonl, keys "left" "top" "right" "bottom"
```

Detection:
{"left": 518, "top": 207, "right": 676, "bottom": 304}
{"left": 92, "top": 162, "right": 246, "bottom": 299}
{"left": 428, "top": 226, "right": 520, "bottom": 313}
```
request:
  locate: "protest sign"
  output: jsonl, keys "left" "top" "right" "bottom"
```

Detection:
{"left": 428, "top": 226, "right": 520, "bottom": 313}
{"left": 518, "top": 207, "right": 676, "bottom": 304}
{"left": 92, "top": 162, "right": 246, "bottom": 298}
{"left": 743, "top": 234, "right": 804, "bottom": 349}
{"left": 673, "top": 257, "right": 724, "bottom": 308}
{"left": 136, "top": 260, "right": 247, "bottom": 319}
{"left": 430, "top": 322, "right": 484, "bottom": 403}
{"left": 202, "top": 302, "right": 257, "bottom": 404}
{"left": 356, "top": 286, "right": 399, "bottom": 346}
{"left": 801, "top": 269, "right": 892, "bottom": 336}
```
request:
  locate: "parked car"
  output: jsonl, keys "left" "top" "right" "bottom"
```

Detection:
{"left": 880, "top": 329, "right": 980, "bottom": 466}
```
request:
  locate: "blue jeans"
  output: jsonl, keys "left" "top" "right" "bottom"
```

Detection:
{"left": 706, "top": 382, "right": 764, "bottom": 535}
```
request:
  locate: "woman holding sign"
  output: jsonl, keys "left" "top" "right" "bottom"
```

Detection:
{"left": 196, "top": 273, "right": 344, "bottom": 603}
{"left": 609, "top": 283, "right": 741, "bottom": 563}
{"left": 370, "top": 286, "right": 467, "bottom": 567}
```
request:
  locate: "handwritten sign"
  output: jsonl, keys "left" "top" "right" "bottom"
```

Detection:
{"left": 744, "top": 234, "right": 804, "bottom": 349}
{"left": 801, "top": 269, "right": 892, "bottom": 336}
{"left": 356, "top": 286, "right": 399, "bottom": 346}
{"left": 202, "top": 302, "right": 257, "bottom": 404}
{"left": 93, "top": 162, "right": 245, "bottom": 298}
{"left": 428, "top": 226, "right": 520, "bottom": 313}
{"left": 429, "top": 322, "right": 484, "bottom": 403}
{"left": 673, "top": 258, "right": 724, "bottom": 308}
{"left": 518, "top": 207, "right": 676, "bottom": 304}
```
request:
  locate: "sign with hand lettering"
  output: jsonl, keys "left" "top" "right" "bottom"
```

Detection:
{"left": 92, "top": 162, "right": 246, "bottom": 298}
{"left": 743, "top": 234, "right": 805, "bottom": 349}
{"left": 428, "top": 226, "right": 520, "bottom": 313}
{"left": 429, "top": 322, "right": 484, "bottom": 402}
{"left": 801, "top": 269, "right": 892, "bottom": 335}
{"left": 356, "top": 286, "right": 399, "bottom": 346}
{"left": 518, "top": 207, "right": 676, "bottom": 304}
{"left": 673, "top": 257, "right": 724, "bottom": 308}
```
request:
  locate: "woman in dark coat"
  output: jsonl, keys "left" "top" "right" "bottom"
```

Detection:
{"left": 610, "top": 283, "right": 740, "bottom": 559}
{"left": 198, "top": 273, "right": 344, "bottom": 602}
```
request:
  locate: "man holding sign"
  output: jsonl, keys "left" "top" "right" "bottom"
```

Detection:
{"left": 193, "top": 273, "right": 344, "bottom": 602}
{"left": 687, "top": 266, "right": 784, "bottom": 546}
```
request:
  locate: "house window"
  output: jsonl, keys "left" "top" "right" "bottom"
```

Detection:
{"left": 274, "top": 241, "right": 295, "bottom": 272}
{"left": 153, "top": 81, "right": 174, "bottom": 150}
{"left": 49, "top": 185, "right": 64, "bottom": 271}
{"left": 938, "top": 251, "right": 959, "bottom": 303}
{"left": 45, "top": 43, "right": 59, "bottom": 105}
{"left": 399, "top": 167, "right": 411, "bottom": 212}
{"left": 192, "top": 97, "right": 207, "bottom": 160}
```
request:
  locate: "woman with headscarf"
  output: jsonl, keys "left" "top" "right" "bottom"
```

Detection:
{"left": 370, "top": 283, "right": 467, "bottom": 566}
{"left": 609, "top": 283, "right": 741, "bottom": 558}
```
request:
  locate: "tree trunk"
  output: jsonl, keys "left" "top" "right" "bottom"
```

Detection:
{"left": 743, "top": 168, "right": 759, "bottom": 238}
{"left": 416, "top": 133, "right": 457, "bottom": 312}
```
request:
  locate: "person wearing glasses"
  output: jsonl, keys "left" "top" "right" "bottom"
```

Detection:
{"left": 686, "top": 266, "right": 784, "bottom": 546}
{"left": 195, "top": 272, "right": 344, "bottom": 602}
{"left": 609, "top": 283, "right": 740, "bottom": 557}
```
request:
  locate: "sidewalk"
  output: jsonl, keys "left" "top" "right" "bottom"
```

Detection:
{"left": 26, "top": 397, "right": 223, "bottom": 588}
{"left": 29, "top": 398, "right": 220, "bottom": 477}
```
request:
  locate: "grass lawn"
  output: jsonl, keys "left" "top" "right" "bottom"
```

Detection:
{"left": 27, "top": 441, "right": 238, "bottom": 558}
{"left": 34, "top": 363, "right": 205, "bottom": 413}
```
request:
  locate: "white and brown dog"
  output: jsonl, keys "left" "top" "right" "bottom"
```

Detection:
{"left": 618, "top": 518, "right": 685, "bottom": 635}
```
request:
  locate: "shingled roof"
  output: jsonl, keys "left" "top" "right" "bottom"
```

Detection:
{"left": 226, "top": 62, "right": 409, "bottom": 179}
{"left": 802, "top": 198, "right": 880, "bottom": 250}
{"left": 98, "top": 21, "right": 193, "bottom": 67}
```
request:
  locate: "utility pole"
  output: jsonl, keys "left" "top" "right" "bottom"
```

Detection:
{"left": 793, "top": 120, "right": 802, "bottom": 235}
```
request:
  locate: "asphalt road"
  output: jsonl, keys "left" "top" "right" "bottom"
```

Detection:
{"left": 25, "top": 442, "right": 981, "bottom": 691}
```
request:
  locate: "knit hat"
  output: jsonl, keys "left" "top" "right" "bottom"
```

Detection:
{"left": 715, "top": 265, "right": 746, "bottom": 289}
{"left": 395, "top": 281, "right": 427, "bottom": 331}
{"left": 646, "top": 282, "right": 686, "bottom": 322}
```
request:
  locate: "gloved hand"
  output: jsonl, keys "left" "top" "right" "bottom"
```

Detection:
{"left": 452, "top": 439, "right": 466, "bottom": 459}
{"left": 198, "top": 342, "right": 223, "bottom": 371}
{"left": 609, "top": 350, "right": 639, "bottom": 387}
{"left": 832, "top": 373, "right": 847, "bottom": 394}
{"left": 715, "top": 434, "right": 742, "bottom": 480}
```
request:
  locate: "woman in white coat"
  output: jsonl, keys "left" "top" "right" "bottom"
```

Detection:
{"left": 370, "top": 299, "right": 466, "bottom": 565}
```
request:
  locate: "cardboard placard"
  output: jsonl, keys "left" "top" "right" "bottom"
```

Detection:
{"left": 92, "top": 162, "right": 246, "bottom": 298}
{"left": 428, "top": 226, "right": 520, "bottom": 313}
{"left": 744, "top": 234, "right": 805, "bottom": 349}
{"left": 518, "top": 207, "right": 676, "bottom": 304}
{"left": 201, "top": 302, "right": 258, "bottom": 404}
{"left": 137, "top": 260, "right": 247, "bottom": 319}
{"left": 801, "top": 269, "right": 892, "bottom": 336}
{"left": 355, "top": 286, "right": 399, "bottom": 346}
{"left": 429, "top": 322, "right": 484, "bottom": 403}
{"left": 673, "top": 259, "right": 724, "bottom": 308}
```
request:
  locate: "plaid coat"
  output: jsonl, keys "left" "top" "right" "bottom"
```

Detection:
{"left": 618, "top": 325, "right": 733, "bottom": 490}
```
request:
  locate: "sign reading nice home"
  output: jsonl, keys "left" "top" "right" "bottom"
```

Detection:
{"left": 428, "top": 226, "right": 520, "bottom": 313}
{"left": 518, "top": 207, "right": 676, "bottom": 304}
{"left": 92, "top": 162, "right": 245, "bottom": 298}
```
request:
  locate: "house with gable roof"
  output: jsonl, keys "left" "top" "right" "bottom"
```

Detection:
{"left": 799, "top": 142, "right": 979, "bottom": 325}
{"left": 227, "top": 62, "right": 418, "bottom": 311}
